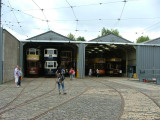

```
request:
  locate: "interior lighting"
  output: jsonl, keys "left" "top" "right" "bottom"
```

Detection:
{"left": 104, "top": 47, "right": 109, "bottom": 50}
{"left": 110, "top": 45, "right": 117, "bottom": 48}
{"left": 91, "top": 49, "right": 95, "bottom": 51}
{"left": 99, "top": 50, "right": 103, "bottom": 52}
{"left": 94, "top": 47, "right": 99, "bottom": 50}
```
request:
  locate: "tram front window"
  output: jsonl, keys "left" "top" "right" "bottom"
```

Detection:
{"left": 30, "top": 52, "right": 35, "bottom": 55}
{"left": 54, "top": 62, "right": 56, "bottom": 67}
{"left": 48, "top": 50, "right": 54, "bottom": 54}
{"left": 48, "top": 62, "right": 54, "bottom": 67}
{"left": 36, "top": 51, "right": 39, "bottom": 55}
{"left": 54, "top": 50, "right": 57, "bottom": 54}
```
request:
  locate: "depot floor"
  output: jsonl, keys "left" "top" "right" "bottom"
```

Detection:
{"left": 0, "top": 77, "right": 160, "bottom": 120}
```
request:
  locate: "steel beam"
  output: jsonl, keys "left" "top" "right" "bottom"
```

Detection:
{"left": 20, "top": 42, "right": 24, "bottom": 76}
{"left": 77, "top": 43, "right": 85, "bottom": 78}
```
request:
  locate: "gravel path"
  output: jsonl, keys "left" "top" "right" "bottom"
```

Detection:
{"left": 0, "top": 77, "right": 159, "bottom": 120}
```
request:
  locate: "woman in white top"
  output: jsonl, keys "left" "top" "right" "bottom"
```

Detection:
{"left": 14, "top": 65, "right": 19, "bottom": 86}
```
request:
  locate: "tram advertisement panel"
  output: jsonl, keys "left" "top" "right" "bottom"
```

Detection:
{"left": 27, "top": 55, "right": 39, "bottom": 61}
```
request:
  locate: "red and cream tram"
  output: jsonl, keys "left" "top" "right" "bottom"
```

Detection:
{"left": 26, "top": 48, "right": 40, "bottom": 76}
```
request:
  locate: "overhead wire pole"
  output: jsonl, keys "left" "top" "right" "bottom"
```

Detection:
{"left": 32, "top": 0, "right": 50, "bottom": 30}
{"left": 65, "top": 0, "right": 78, "bottom": 36}
{"left": 0, "top": 0, "right": 3, "bottom": 84}
{"left": 0, "top": 0, "right": 1, "bottom": 27}
{"left": 113, "top": 0, "right": 127, "bottom": 28}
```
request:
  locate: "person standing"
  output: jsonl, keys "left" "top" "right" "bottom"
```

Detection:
{"left": 89, "top": 68, "right": 92, "bottom": 77}
{"left": 17, "top": 67, "right": 22, "bottom": 87}
{"left": 96, "top": 69, "right": 99, "bottom": 77}
{"left": 56, "top": 67, "right": 66, "bottom": 95}
{"left": 73, "top": 69, "right": 75, "bottom": 79}
{"left": 14, "top": 65, "right": 19, "bottom": 87}
{"left": 69, "top": 68, "right": 74, "bottom": 80}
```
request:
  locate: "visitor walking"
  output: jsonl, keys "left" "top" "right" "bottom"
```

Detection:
{"left": 56, "top": 67, "right": 66, "bottom": 95}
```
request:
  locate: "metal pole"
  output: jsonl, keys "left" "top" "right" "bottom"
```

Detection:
{"left": 19, "top": 42, "right": 24, "bottom": 76}
{"left": 0, "top": 0, "right": 3, "bottom": 84}
{"left": 0, "top": 0, "right": 1, "bottom": 27}
{"left": 0, "top": 27, "right": 3, "bottom": 84}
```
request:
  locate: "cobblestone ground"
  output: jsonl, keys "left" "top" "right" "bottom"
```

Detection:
{"left": 0, "top": 77, "right": 160, "bottom": 120}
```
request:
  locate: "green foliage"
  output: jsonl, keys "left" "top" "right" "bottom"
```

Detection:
{"left": 136, "top": 36, "right": 150, "bottom": 43}
{"left": 67, "top": 33, "right": 76, "bottom": 41}
{"left": 77, "top": 36, "right": 86, "bottom": 41}
{"left": 100, "top": 27, "right": 121, "bottom": 37}
{"left": 67, "top": 33, "right": 86, "bottom": 41}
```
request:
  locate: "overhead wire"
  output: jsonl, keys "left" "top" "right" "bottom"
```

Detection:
{"left": 7, "top": 0, "right": 28, "bottom": 38}
{"left": 31, "top": 0, "right": 50, "bottom": 30}
{"left": 136, "top": 21, "right": 160, "bottom": 35}
{"left": 65, "top": 0, "right": 78, "bottom": 36}
{"left": 2, "top": 1, "right": 160, "bottom": 22}
{"left": 113, "top": 0, "right": 127, "bottom": 28}
{"left": 1, "top": 0, "right": 160, "bottom": 40}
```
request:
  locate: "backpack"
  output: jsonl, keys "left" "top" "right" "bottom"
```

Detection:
{"left": 61, "top": 69, "right": 65, "bottom": 74}
{"left": 61, "top": 74, "right": 65, "bottom": 81}
{"left": 57, "top": 68, "right": 61, "bottom": 74}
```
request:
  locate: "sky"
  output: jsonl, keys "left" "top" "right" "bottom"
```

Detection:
{"left": 1, "top": 0, "right": 160, "bottom": 42}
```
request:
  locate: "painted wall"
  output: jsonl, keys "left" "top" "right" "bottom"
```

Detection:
{"left": 3, "top": 30, "right": 20, "bottom": 83}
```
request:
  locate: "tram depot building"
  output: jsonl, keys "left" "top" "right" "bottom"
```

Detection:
{"left": 1, "top": 28, "right": 160, "bottom": 85}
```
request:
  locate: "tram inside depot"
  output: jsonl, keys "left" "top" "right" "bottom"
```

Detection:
{"left": 23, "top": 43, "right": 77, "bottom": 77}
{"left": 85, "top": 44, "right": 136, "bottom": 77}
{"left": 23, "top": 42, "right": 136, "bottom": 78}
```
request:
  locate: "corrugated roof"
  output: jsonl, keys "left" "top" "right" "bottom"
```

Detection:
{"left": 89, "top": 33, "right": 132, "bottom": 43}
{"left": 144, "top": 37, "right": 160, "bottom": 44}
{"left": 27, "top": 30, "right": 73, "bottom": 41}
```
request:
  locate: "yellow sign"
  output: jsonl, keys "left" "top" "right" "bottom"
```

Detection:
{"left": 27, "top": 55, "right": 39, "bottom": 61}
{"left": 107, "top": 58, "right": 122, "bottom": 62}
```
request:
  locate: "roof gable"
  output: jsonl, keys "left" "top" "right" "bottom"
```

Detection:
{"left": 144, "top": 37, "right": 160, "bottom": 44}
{"left": 90, "top": 34, "right": 132, "bottom": 43}
{"left": 27, "top": 31, "right": 72, "bottom": 41}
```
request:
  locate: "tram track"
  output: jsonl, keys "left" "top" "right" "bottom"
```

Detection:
{"left": 100, "top": 79, "right": 160, "bottom": 119}
{"left": 0, "top": 78, "right": 72, "bottom": 116}
{"left": 0, "top": 80, "right": 34, "bottom": 111}
{"left": 0, "top": 79, "right": 45, "bottom": 103}
{"left": 1, "top": 78, "right": 159, "bottom": 119}
{"left": 29, "top": 80, "right": 89, "bottom": 120}
{"left": 29, "top": 79, "right": 122, "bottom": 120}
{"left": 26, "top": 78, "right": 45, "bottom": 93}
{"left": 110, "top": 80, "right": 160, "bottom": 109}
{"left": 0, "top": 79, "right": 56, "bottom": 115}
{"left": 92, "top": 79, "right": 125, "bottom": 120}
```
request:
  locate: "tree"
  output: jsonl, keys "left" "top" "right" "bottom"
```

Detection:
{"left": 110, "top": 29, "right": 120, "bottom": 36}
{"left": 136, "top": 36, "right": 149, "bottom": 43}
{"left": 101, "top": 27, "right": 107, "bottom": 36}
{"left": 67, "top": 33, "right": 76, "bottom": 40}
{"left": 77, "top": 36, "right": 86, "bottom": 41}
{"left": 100, "top": 27, "right": 121, "bottom": 37}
